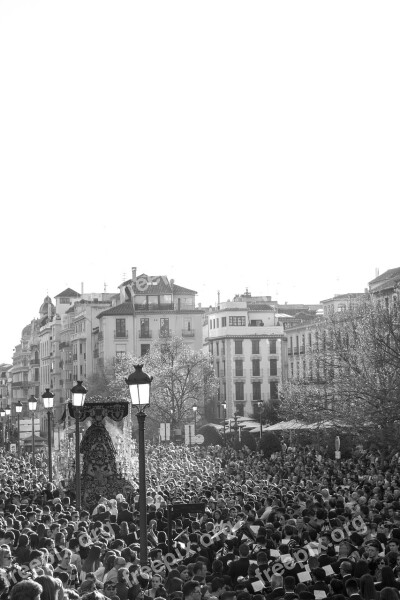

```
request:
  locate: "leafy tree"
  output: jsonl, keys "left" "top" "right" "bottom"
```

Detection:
{"left": 87, "top": 337, "right": 218, "bottom": 432}
{"left": 280, "top": 299, "right": 400, "bottom": 449}
{"left": 240, "top": 430, "right": 257, "bottom": 452}
{"left": 259, "top": 431, "right": 281, "bottom": 457}
{"left": 198, "top": 424, "right": 224, "bottom": 446}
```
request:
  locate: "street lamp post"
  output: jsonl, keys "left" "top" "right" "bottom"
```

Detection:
{"left": 192, "top": 405, "right": 197, "bottom": 446}
{"left": 221, "top": 401, "right": 227, "bottom": 445}
{"left": 257, "top": 401, "right": 263, "bottom": 440}
{"left": 0, "top": 402, "right": 5, "bottom": 447}
{"left": 125, "top": 365, "right": 153, "bottom": 567}
{"left": 28, "top": 395, "right": 38, "bottom": 467}
{"left": 42, "top": 388, "right": 55, "bottom": 482}
{"left": 5, "top": 404, "right": 11, "bottom": 450}
{"left": 16, "top": 401, "right": 22, "bottom": 457}
{"left": 70, "top": 381, "right": 87, "bottom": 511}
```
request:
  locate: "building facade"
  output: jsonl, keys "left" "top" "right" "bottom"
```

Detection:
{"left": 203, "top": 292, "right": 287, "bottom": 420}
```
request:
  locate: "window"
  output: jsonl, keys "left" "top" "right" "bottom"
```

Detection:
{"left": 235, "top": 403, "right": 244, "bottom": 416}
{"left": 216, "top": 342, "right": 219, "bottom": 356}
{"left": 160, "top": 294, "right": 172, "bottom": 306}
{"left": 270, "top": 381, "right": 278, "bottom": 400}
{"left": 252, "top": 381, "right": 261, "bottom": 401}
{"left": 148, "top": 295, "right": 158, "bottom": 308}
{"left": 160, "top": 318, "right": 169, "bottom": 337}
{"left": 221, "top": 341, "right": 225, "bottom": 355}
{"left": 251, "top": 339, "right": 260, "bottom": 354}
{"left": 252, "top": 359, "right": 260, "bottom": 376}
{"left": 235, "top": 382, "right": 244, "bottom": 401}
{"left": 221, "top": 361, "right": 226, "bottom": 376}
{"left": 80, "top": 343, "right": 82, "bottom": 354}
{"left": 210, "top": 320, "right": 213, "bottom": 330}
{"left": 235, "top": 360, "right": 243, "bottom": 376}
{"left": 229, "top": 316, "right": 246, "bottom": 326}
{"left": 308, "top": 333, "right": 312, "bottom": 347}
{"left": 216, "top": 362, "right": 220, "bottom": 377}
{"left": 140, "top": 318, "right": 150, "bottom": 337}
{"left": 270, "top": 339, "right": 277, "bottom": 354}
{"left": 209, "top": 342, "right": 213, "bottom": 355}
{"left": 222, "top": 317, "right": 227, "bottom": 327}
{"left": 234, "top": 340, "right": 243, "bottom": 354}
{"left": 216, "top": 318, "right": 219, "bottom": 328}
{"left": 140, "top": 344, "right": 150, "bottom": 357}
{"left": 290, "top": 363, "right": 294, "bottom": 377}
{"left": 116, "top": 319, "right": 126, "bottom": 338}
{"left": 270, "top": 359, "right": 278, "bottom": 376}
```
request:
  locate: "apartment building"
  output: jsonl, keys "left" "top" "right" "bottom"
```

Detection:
{"left": 95, "top": 271, "right": 203, "bottom": 369}
{"left": 285, "top": 293, "right": 365, "bottom": 380}
{"left": 369, "top": 267, "right": 400, "bottom": 306}
{"left": 203, "top": 292, "right": 287, "bottom": 420}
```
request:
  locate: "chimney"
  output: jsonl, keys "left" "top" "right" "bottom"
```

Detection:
{"left": 131, "top": 267, "right": 137, "bottom": 283}
{"left": 375, "top": 267, "right": 379, "bottom": 278}
{"left": 217, "top": 290, "right": 220, "bottom": 307}
{"left": 81, "top": 282, "right": 84, "bottom": 295}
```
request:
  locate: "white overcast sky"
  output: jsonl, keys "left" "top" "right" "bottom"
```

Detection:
{"left": 0, "top": 1, "right": 399, "bottom": 363}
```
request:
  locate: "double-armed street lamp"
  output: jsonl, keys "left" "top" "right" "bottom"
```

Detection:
{"left": 42, "top": 388, "right": 55, "bottom": 482}
{"left": 16, "top": 401, "right": 22, "bottom": 456}
{"left": 28, "top": 395, "right": 38, "bottom": 466}
{"left": 0, "top": 402, "right": 5, "bottom": 446}
{"left": 70, "top": 381, "right": 87, "bottom": 511}
{"left": 192, "top": 405, "right": 198, "bottom": 436}
{"left": 125, "top": 365, "right": 153, "bottom": 567}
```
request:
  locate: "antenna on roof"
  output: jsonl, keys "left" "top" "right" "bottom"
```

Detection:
{"left": 122, "top": 273, "right": 126, "bottom": 282}
{"left": 104, "top": 282, "right": 107, "bottom": 292}
{"left": 217, "top": 290, "right": 220, "bottom": 308}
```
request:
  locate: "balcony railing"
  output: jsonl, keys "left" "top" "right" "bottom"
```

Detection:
{"left": 182, "top": 329, "right": 195, "bottom": 337}
{"left": 139, "top": 331, "right": 152, "bottom": 339}
{"left": 159, "top": 329, "right": 172, "bottom": 338}
{"left": 300, "top": 344, "right": 305, "bottom": 353}
{"left": 12, "top": 382, "right": 29, "bottom": 389}
{"left": 73, "top": 354, "right": 77, "bottom": 360}
{"left": 59, "top": 342, "right": 70, "bottom": 349}
{"left": 294, "top": 346, "right": 299, "bottom": 354}
{"left": 114, "top": 330, "right": 128, "bottom": 339}
{"left": 98, "top": 332, "right": 104, "bottom": 341}
{"left": 134, "top": 303, "right": 174, "bottom": 311}
{"left": 288, "top": 348, "right": 293, "bottom": 355}
{"left": 30, "top": 359, "right": 40, "bottom": 365}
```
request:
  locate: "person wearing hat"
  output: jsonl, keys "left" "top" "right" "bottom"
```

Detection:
{"left": 365, "top": 539, "right": 383, "bottom": 576}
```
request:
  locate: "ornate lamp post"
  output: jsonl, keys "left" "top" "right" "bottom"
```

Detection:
{"left": 125, "top": 365, "right": 153, "bottom": 567}
{"left": 5, "top": 404, "right": 11, "bottom": 450}
{"left": 0, "top": 402, "right": 5, "bottom": 447}
{"left": 16, "top": 401, "right": 22, "bottom": 457}
{"left": 221, "top": 401, "right": 227, "bottom": 445}
{"left": 257, "top": 401, "right": 263, "bottom": 439}
{"left": 70, "top": 381, "right": 87, "bottom": 511}
{"left": 42, "top": 388, "right": 55, "bottom": 482}
{"left": 192, "top": 405, "right": 197, "bottom": 436}
{"left": 28, "top": 395, "right": 38, "bottom": 466}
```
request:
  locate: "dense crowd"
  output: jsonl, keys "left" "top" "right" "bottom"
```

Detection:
{"left": 2, "top": 441, "right": 400, "bottom": 600}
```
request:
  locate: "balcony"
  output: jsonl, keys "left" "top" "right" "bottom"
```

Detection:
{"left": 73, "top": 354, "right": 77, "bottom": 361}
{"left": 59, "top": 342, "right": 70, "bottom": 349}
{"left": 98, "top": 332, "right": 104, "bottom": 341}
{"left": 288, "top": 348, "right": 293, "bottom": 356}
{"left": 182, "top": 329, "right": 195, "bottom": 337}
{"left": 93, "top": 349, "right": 99, "bottom": 358}
{"left": 300, "top": 344, "right": 305, "bottom": 353}
{"left": 114, "top": 330, "right": 128, "bottom": 339}
{"left": 159, "top": 329, "right": 172, "bottom": 338}
{"left": 12, "top": 382, "right": 29, "bottom": 389}
{"left": 139, "top": 331, "right": 152, "bottom": 339}
{"left": 294, "top": 346, "right": 299, "bottom": 354}
{"left": 134, "top": 303, "right": 174, "bottom": 311}
{"left": 30, "top": 359, "right": 40, "bottom": 365}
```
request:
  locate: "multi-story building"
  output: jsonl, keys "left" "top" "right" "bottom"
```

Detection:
{"left": 203, "top": 291, "right": 287, "bottom": 419}
{"left": 95, "top": 271, "right": 203, "bottom": 369}
{"left": 369, "top": 267, "right": 400, "bottom": 306}
{"left": 285, "top": 293, "right": 366, "bottom": 380}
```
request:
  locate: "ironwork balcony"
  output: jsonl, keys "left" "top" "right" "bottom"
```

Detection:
{"left": 182, "top": 329, "right": 195, "bottom": 337}
{"left": 300, "top": 344, "right": 305, "bottom": 353}
{"left": 139, "top": 331, "right": 152, "bottom": 339}
{"left": 114, "top": 330, "right": 128, "bottom": 339}
{"left": 159, "top": 329, "right": 172, "bottom": 338}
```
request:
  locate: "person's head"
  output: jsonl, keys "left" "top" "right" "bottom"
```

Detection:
{"left": 339, "top": 561, "right": 353, "bottom": 577}
{"left": 360, "top": 574, "right": 377, "bottom": 600}
{"left": 330, "top": 579, "right": 345, "bottom": 596}
{"left": 0, "top": 545, "right": 13, "bottom": 568}
{"left": 183, "top": 581, "right": 202, "bottom": 600}
{"left": 284, "top": 576, "right": 296, "bottom": 592}
{"left": 344, "top": 579, "right": 359, "bottom": 597}
{"left": 59, "top": 548, "right": 72, "bottom": 569}
{"left": 380, "top": 589, "right": 400, "bottom": 600}
{"left": 9, "top": 580, "right": 43, "bottom": 600}
{"left": 271, "top": 574, "right": 283, "bottom": 590}
{"left": 238, "top": 543, "right": 250, "bottom": 558}
{"left": 34, "top": 575, "right": 63, "bottom": 600}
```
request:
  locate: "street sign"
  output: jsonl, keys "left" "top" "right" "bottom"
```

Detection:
{"left": 194, "top": 434, "right": 204, "bottom": 444}
{"left": 160, "top": 423, "right": 171, "bottom": 441}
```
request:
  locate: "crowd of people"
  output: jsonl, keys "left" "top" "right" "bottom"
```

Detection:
{"left": 2, "top": 441, "right": 400, "bottom": 600}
